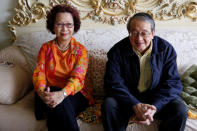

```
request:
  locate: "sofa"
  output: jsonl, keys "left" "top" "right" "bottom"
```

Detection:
{"left": 0, "top": 28, "right": 197, "bottom": 131}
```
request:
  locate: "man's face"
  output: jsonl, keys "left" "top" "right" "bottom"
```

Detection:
{"left": 129, "top": 19, "right": 155, "bottom": 54}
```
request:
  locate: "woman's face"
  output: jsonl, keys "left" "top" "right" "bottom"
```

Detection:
{"left": 54, "top": 12, "right": 74, "bottom": 42}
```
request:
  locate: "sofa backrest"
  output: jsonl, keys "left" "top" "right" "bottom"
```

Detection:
{"left": 13, "top": 28, "right": 197, "bottom": 96}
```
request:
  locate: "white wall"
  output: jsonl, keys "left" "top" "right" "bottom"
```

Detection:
{"left": 0, "top": 0, "right": 17, "bottom": 49}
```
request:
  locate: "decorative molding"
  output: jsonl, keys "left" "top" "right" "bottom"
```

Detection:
{"left": 8, "top": 0, "right": 197, "bottom": 41}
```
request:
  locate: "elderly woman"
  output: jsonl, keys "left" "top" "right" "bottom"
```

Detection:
{"left": 33, "top": 4, "right": 94, "bottom": 131}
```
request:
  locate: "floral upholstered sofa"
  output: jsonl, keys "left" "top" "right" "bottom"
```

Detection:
{"left": 0, "top": 28, "right": 197, "bottom": 131}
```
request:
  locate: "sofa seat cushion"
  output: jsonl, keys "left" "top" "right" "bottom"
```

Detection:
{"left": 0, "top": 62, "right": 31, "bottom": 104}
{"left": 0, "top": 91, "right": 159, "bottom": 131}
{"left": 0, "top": 91, "right": 47, "bottom": 131}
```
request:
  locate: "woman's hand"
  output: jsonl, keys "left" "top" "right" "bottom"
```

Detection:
{"left": 37, "top": 87, "right": 66, "bottom": 108}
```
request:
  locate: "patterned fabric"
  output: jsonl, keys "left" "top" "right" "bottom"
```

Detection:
{"left": 78, "top": 97, "right": 102, "bottom": 124}
{"left": 33, "top": 37, "right": 94, "bottom": 105}
{"left": 78, "top": 97, "right": 137, "bottom": 125}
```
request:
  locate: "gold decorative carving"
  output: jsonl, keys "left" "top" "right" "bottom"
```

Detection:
{"left": 9, "top": 0, "right": 197, "bottom": 41}
{"left": 31, "top": 2, "right": 50, "bottom": 23}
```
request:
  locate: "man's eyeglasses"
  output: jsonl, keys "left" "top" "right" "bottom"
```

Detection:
{"left": 129, "top": 31, "right": 151, "bottom": 38}
{"left": 55, "top": 23, "right": 74, "bottom": 28}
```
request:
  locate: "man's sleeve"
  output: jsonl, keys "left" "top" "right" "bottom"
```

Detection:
{"left": 151, "top": 45, "right": 183, "bottom": 112}
{"left": 104, "top": 48, "right": 140, "bottom": 109}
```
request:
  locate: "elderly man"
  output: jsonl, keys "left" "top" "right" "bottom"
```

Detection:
{"left": 101, "top": 13, "right": 188, "bottom": 131}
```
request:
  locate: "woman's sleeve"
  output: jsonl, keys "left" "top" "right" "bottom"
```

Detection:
{"left": 63, "top": 46, "right": 88, "bottom": 96}
{"left": 33, "top": 44, "right": 47, "bottom": 93}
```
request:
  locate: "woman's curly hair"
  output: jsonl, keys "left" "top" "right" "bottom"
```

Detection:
{"left": 46, "top": 4, "right": 81, "bottom": 34}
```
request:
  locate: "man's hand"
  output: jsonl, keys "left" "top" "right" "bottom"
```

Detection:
{"left": 132, "top": 103, "right": 157, "bottom": 125}
{"left": 37, "top": 87, "right": 66, "bottom": 108}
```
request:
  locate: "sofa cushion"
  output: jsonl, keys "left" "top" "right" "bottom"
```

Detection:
{"left": 13, "top": 31, "right": 55, "bottom": 73}
{"left": 181, "top": 65, "right": 197, "bottom": 106}
{"left": 190, "top": 70, "right": 197, "bottom": 81}
{"left": 180, "top": 65, "right": 197, "bottom": 118}
{"left": 0, "top": 62, "right": 31, "bottom": 104}
{"left": 13, "top": 29, "right": 197, "bottom": 97}
{"left": 86, "top": 49, "right": 107, "bottom": 96}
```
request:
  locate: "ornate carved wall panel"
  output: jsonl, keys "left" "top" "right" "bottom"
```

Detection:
{"left": 8, "top": 0, "right": 197, "bottom": 41}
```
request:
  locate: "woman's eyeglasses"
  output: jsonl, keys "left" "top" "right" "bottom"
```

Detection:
{"left": 55, "top": 23, "right": 74, "bottom": 28}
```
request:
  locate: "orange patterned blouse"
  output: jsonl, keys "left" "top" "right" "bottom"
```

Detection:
{"left": 33, "top": 37, "right": 94, "bottom": 105}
